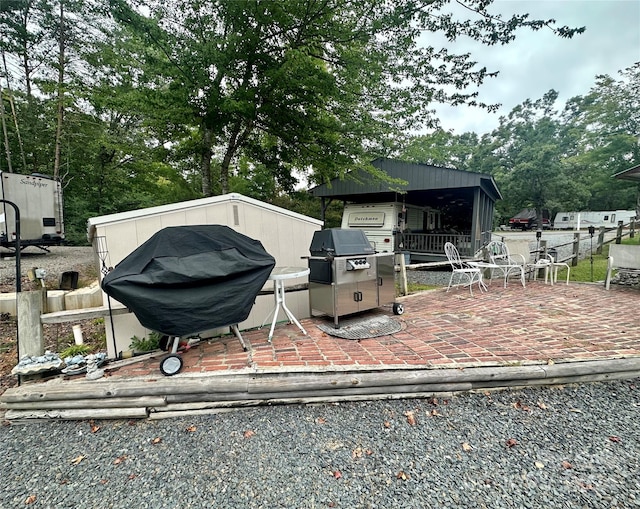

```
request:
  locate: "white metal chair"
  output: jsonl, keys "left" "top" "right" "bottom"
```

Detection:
{"left": 525, "top": 251, "right": 571, "bottom": 286}
{"left": 444, "top": 242, "right": 485, "bottom": 295}
{"left": 485, "top": 241, "right": 526, "bottom": 288}
{"left": 547, "top": 254, "right": 571, "bottom": 285}
{"left": 526, "top": 254, "right": 553, "bottom": 284}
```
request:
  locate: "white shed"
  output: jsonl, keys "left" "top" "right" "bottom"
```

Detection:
{"left": 87, "top": 193, "right": 323, "bottom": 358}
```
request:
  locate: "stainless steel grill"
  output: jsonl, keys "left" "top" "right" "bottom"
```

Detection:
{"left": 308, "top": 229, "right": 401, "bottom": 327}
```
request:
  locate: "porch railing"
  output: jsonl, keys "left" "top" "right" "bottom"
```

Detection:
{"left": 397, "top": 232, "right": 474, "bottom": 257}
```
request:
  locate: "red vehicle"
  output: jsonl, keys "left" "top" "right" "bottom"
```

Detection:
{"left": 509, "top": 209, "right": 551, "bottom": 230}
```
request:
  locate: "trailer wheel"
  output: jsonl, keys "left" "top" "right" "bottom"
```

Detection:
{"left": 160, "top": 354, "right": 183, "bottom": 376}
{"left": 393, "top": 303, "right": 404, "bottom": 315}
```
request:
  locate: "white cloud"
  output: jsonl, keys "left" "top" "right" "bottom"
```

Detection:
{"left": 430, "top": 0, "right": 640, "bottom": 135}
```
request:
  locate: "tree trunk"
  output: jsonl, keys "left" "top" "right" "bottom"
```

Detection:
{"left": 0, "top": 81, "right": 13, "bottom": 173}
{"left": 220, "top": 144, "right": 233, "bottom": 195}
{"left": 53, "top": 1, "right": 65, "bottom": 181}
{"left": 200, "top": 124, "right": 213, "bottom": 197}
{"left": 19, "top": 4, "right": 32, "bottom": 99}
{"left": 2, "top": 51, "right": 27, "bottom": 171}
{"left": 219, "top": 120, "right": 254, "bottom": 195}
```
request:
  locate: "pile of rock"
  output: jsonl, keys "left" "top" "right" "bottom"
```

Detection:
{"left": 11, "top": 351, "right": 107, "bottom": 378}
{"left": 11, "top": 351, "right": 64, "bottom": 375}
{"left": 611, "top": 269, "right": 640, "bottom": 288}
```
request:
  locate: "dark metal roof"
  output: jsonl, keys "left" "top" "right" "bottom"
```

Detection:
{"left": 309, "top": 158, "right": 502, "bottom": 201}
{"left": 613, "top": 164, "right": 640, "bottom": 182}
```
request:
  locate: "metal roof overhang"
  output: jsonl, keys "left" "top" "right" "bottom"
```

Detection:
{"left": 309, "top": 158, "right": 502, "bottom": 204}
{"left": 613, "top": 164, "right": 640, "bottom": 182}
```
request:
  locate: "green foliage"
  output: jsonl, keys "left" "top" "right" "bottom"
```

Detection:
{"left": 400, "top": 130, "right": 480, "bottom": 171}
{"left": 0, "top": 0, "right": 618, "bottom": 235}
{"left": 103, "top": 0, "right": 584, "bottom": 196}
{"left": 560, "top": 65, "right": 640, "bottom": 212}
{"left": 129, "top": 332, "right": 162, "bottom": 352}
{"left": 59, "top": 344, "right": 91, "bottom": 359}
{"left": 399, "top": 64, "right": 640, "bottom": 222}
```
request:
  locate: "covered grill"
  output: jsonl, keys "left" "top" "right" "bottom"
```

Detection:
{"left": 101, "top": 224, "right": 275, "bottom": 375}
{"left": 308, "top": 228, "right": 402, "bottom": 327}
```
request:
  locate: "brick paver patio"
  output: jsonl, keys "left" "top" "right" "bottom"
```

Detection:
{"left": 108, "top": 281, "right": 640, "bottom": 379}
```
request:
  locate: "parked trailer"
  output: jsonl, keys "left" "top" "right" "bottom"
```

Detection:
{"left": 340, "top": 202, "right": 441, "bottom": 254}
{"left": 0, "top": 172, "right": 64, "bottom": 250}
{"left": 552, "top": 210, "right": 636, "bottom": 230}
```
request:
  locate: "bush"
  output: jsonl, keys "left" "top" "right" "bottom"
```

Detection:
{"left": 129, "top": 332, "right": 161, "bottom": 352}
{"left": 59, "top": 344, "right": 91, "bottom": 359}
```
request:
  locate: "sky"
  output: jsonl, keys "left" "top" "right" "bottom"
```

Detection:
{"left": 429, "top": 0, "right": 640, "bottom": 135}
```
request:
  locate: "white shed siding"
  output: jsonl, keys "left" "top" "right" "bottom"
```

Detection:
{"left": 87, "top": 193, "right": 322, "bottom": 358}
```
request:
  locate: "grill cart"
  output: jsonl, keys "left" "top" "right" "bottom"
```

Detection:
{"left": 101, "top": 225, "right": 275, "bottom": 375}
{"left": 308, "top": 228, "right": 403, "bottom": 327}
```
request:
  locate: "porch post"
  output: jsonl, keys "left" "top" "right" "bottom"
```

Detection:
{"left": 470, "top": 188, "right": 481, "bottom": 256}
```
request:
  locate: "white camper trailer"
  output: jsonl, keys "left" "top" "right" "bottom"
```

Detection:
{"left": 553, "top": 210, "right": 636, "bottom": 230}
{"left": 0, "top": 172, "right": 64, "bottom": 249}
{"left": 341, "top": 202, "right": 440, "bottom": 253}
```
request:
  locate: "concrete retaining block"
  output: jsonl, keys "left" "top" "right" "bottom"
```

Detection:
{"left": 0, "top": 282, "right": 103, "bottom": 317}
{"left": 64, "top": 284, "right": 102, "bottom": 310}
{"left": 0, "top": 292, "right": 17, "bottom": 316}
{"left": 46, "top": 290, "right": 66, "bottom": 313}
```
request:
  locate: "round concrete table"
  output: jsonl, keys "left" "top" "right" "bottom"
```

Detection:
{"left": 262, "top": 267, "right": 310, "bottom": 342}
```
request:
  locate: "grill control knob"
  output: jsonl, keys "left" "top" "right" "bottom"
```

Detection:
{"left": 346, "top": 258, "right": 371, "bottom": 270}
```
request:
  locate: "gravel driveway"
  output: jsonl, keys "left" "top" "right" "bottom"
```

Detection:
{"left": 1, "top": 380, "right": 638, "bottom": 508}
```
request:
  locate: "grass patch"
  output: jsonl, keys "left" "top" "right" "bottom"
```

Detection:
{"left": 407, "top": 281, "right": 439, "bottom": 293}
{"left": 560, "top": 252, "right": 609, "bottom": 282}
{"left": 397, "top": 280, "right": 439, "bottom": 294}
{"left": 556, "top": 237, "right": 640, "bottom": 283}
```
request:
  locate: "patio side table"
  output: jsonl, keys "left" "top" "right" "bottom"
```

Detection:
{"left": 262, "top": 267, "right": 310, "bottom": 342}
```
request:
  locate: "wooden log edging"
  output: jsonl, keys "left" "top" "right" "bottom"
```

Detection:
{"left": 3, "top": 357, "right": 640, "bottom": 422}
{"left": 4, "top": 407, "right": 149, "bottom": 422}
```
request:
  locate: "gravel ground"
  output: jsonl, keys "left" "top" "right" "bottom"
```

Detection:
{"left": 0, "top": 246, "right": 97, "bottom": 290}
{"left": 1, "top": 380, "right": 639, "bottom": 508}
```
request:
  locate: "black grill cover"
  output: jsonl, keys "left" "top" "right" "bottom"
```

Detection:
{"left": 101, "top": 225, "right": 275, "bottom": 336}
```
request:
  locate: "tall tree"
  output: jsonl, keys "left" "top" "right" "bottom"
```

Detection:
{"left": 52, "top": 0, "right": 65, "bottom": 180}
{"left": 476, "top": 91, "right": 587, "bottom": 221}
{"left": 107, "top": 0, "right": 584, "bottom": 196}
{"left": 561, "top": 64, "right": 640, "bottom": 211}
{"left": 400, "top": 130, "right": 480, "bottom": 170}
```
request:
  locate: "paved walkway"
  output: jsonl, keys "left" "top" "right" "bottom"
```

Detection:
{"left": 109, "top": 281, "right": 640, "bottom": 379}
